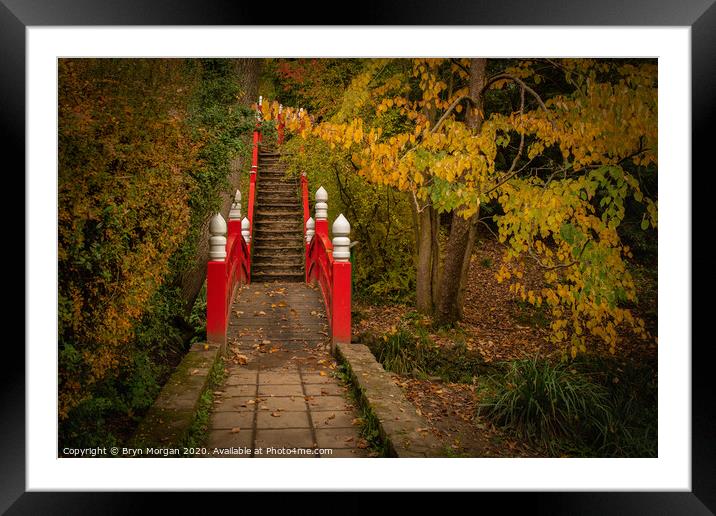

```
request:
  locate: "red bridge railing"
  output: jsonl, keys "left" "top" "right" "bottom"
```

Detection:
{"left": 206, "top": 202, "right": 251, "bottom": 345}
{"left": 206, "top": 97, "right": 262, "bottom": 345}
{"left": 304, "top": 184, "right": 352, "bottom": 348}
{"left": 208, "top": 96, "right": 353, "bottom": 348}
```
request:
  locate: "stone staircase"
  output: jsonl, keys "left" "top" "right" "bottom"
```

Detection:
{"left": 251, "top": 148, "right": 305, "bottom": 283}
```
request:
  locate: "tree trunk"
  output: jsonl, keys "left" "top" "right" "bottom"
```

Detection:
{"left": 457, "top": 211, "right": 479, "bottom": 319}
{"left": 433, "top": 58, "right": 486, "bottom": 326}
{"left": 435, "top": 213, "right": 475, "bottom": 324}
{"left": 178, "top": 58, "right": 262, "bottom": 316}
{"left": 416, "top": 206, "right": 437, "bottom": 315}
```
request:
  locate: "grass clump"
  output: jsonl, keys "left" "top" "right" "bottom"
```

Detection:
{"left": 477, "top": 355, "right": 656, "bottom": 457}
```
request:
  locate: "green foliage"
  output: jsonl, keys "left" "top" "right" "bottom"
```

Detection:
{"left": 188, "top": 283, "right": 207, "bottom": 344}
{"left": 259, "top": 119, "right": 278, "bottom": 147}
{"left": 477, "top": 356, "right": 656, "bottom": 457}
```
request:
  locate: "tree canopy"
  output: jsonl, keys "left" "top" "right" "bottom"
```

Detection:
{"left": 261, "top": 58, "right": 657, "bottom": 358}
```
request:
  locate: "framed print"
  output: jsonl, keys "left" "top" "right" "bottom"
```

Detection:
{"left": 5, "top": 0, "right": 713, "bottom": 512}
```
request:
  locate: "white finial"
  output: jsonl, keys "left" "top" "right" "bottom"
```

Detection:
{"left": 258, "top": 95, "right": 263, "bottom": 106}
{"left": 332, "top": 214, "right": 351, "bottom": 262}
{"left": 209, "top": 213, "right": 227, "bottom": 261}
{"left": 305, "top": 217, "right": 315, "bottom": 244}
{"left": 315, "top": 186, "right": 328, "bottom": 221}
{"left": 229, "top": 190, "right": 242, "bottom": 220}
{"left": 241, "top": 217, "right": 251, "bottom": 244}
{"left": 279, "top": 104, "right": 283, "bottom": 114}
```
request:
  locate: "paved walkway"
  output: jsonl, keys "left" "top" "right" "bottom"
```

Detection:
{"left": 204, "top": 281, "right": 369, "bottom": 458}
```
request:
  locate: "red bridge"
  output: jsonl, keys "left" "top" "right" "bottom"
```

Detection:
{"left": 205, "top": 98, "right": 352, "bottom": 350}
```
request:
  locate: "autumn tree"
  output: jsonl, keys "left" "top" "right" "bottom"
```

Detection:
{"left": 264, "top": 58, "right": 657, "bottom": 357}
{"left": 58, "top": 59, "right": 259, "bottom": 445}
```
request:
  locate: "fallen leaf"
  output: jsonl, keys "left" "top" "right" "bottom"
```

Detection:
{"left": 271, "top": 412, "right": 281, "bottom": 417}
{"left": 356, "top": 439, "right": 369, "bottom": 449}
{"left": 230, "top": 427, "right": 241, "bottom": 433}
{"left": 319, "top": 371, "right": 327, "bottom": 377}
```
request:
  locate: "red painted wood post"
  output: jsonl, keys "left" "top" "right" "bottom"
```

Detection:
{"left": 206, "top": 213, "right": 228, "bottom": 345}
{"left": 301, "top": 172, "right": 309, "bottom": 229}
{"left": 305, "top": 217, "right": 315, "bottom": 283}
{"left": 278, "top": 104, "right": 284, "bottom": 145}
{"left": 331, "top": 214, "right": 352, "bottom": 347}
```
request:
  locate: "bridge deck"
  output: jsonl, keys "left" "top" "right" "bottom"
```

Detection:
{"left": 205, "top": 281, "right": 368, "bottom": 457}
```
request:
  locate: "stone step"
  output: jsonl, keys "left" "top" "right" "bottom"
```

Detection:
{"left": 253, "top": 238, "right": 306, "bottom": 246}
{"left": 258, "top": 170, "right": 291, "bottom": 176}
{"left": 257, "top": 191, "right": 299, "bottom": 199}
{"left": 252, "top": 261, "right": 304, "bottom": 271}
{"left": 257, "top": 202, "right": 301, "bottom": 209}
{"left": 255, "top": 210, "right": 303, "bottom": 218}
{"left": 253, "top": 252, "right": 303, "bottom": 262}
{"left": 252, "top": 262, "right": 303, "bottom": 272}
{"left": 254, "top": 233, "right": 303, "bottom": 244}
{"left": 257, "top": 183, "right": 297, "bottom": 189}
{"left": 254, "top": 216, "right": 303, "bottom": 226}
{"left": 253, "top": 227, "right": 303, "bottom": 234}
{"left": 251, "top": 271, "right": 305, "bottom": 283}
{"left": 252, "top": 241, "right": 304, "bottom": 250}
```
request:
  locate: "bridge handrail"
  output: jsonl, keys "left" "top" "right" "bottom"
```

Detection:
{"left": 207, "top": 209, "right": 251, "bottom": 345}
{"left": 307, "top": 231, "right": 335, "bottom": 321}
{"left": 304, "top": 184, "right": 352, "bottom": 349}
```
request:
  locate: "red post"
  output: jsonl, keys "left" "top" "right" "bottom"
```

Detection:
{"left": 206, "top": 261, "right": 227, "bottom": 345}
{"left": 278, "top": 111, "right": 285, "bottom": 145}
{"left": 248, "top": 172, "right": 257, "bottom": 232}
{"left": 228, "top": 219, "right": 241, "bottom": 239}
{"left": 331, "top": 261, "right": 351, "bottom": 346}
{"left": 301, "top": 172, "right": 309, "bottom": 228}
{"left": 248, "top": 128, "right": 259, "bottom": 233}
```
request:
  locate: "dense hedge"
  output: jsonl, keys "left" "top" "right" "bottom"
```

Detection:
{"left": 58, "top": 59, "right": 256, "bottom": 447}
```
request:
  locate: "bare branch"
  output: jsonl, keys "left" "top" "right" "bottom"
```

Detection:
{"left": 481, "top": 73, "right": 550, "bottom": 115}
{"left": 430, "top": 95, "right": 475, "bottom": 135}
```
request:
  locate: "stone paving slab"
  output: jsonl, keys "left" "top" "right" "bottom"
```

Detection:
{"left": 311, "top": 410, "right": 359, "bottom": 428}
{"left": 256, "top": 410, "right": 310, "bottom": 429}
{"left": 204, "top": 282, "right": 368, "bottom": 458}
{"left": 258, "top": 384, "right": 304, "bottom": 396}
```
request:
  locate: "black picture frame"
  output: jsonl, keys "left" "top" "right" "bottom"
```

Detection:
{"left": 5, "top": 1, "right": 712, "bottom": 513}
